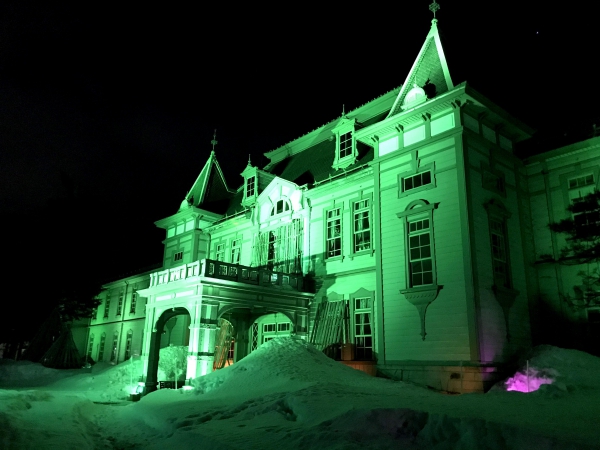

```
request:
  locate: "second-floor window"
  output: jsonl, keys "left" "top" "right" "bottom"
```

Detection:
{"left": 116, "top": 292, "right": 123, "bottom": 316}
{"left": 408, "top": 218, "right": 433, "bottom": 287}
{"left": 231, "top": 239, "right": 241, "bottom": 264}
{"left": 403, "top": 171, "right": 432, "bottom": 193}
{"left": 326, "top": 208, "right": 342, "bottom": 258}
{"left": 490, "top": 218, "right": 510, "bottom": 288}
{"left": 353, "top": 199, "right": 371, "bottom": 253}
{"left": 216, "top": 244, "right": 225, "bottom": 261}
{"left": 103, "top": 295, "right": 111, "bottom": 319}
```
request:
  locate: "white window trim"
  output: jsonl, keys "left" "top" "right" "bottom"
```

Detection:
{"left": 325, "top": 206, "right": 343, "bottom": 261}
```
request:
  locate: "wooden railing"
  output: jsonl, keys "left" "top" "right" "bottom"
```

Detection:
{"left": 149, "top": 259, "right": 303, "bottom": 291}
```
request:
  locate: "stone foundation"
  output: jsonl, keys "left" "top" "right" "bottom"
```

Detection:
{"left": 378, "top": 362, "right": 506, "bottom": 393}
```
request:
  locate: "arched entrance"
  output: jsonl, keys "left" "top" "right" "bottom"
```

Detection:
{"left": 144, "top": 307, "right": 191, "bottom": 393}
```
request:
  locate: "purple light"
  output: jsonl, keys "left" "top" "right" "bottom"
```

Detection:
{"left": 505, "top": 368, "right": 554, "bottom": 393}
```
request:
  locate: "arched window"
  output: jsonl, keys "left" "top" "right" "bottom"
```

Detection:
{"left": 270, "top": 199, "right": 290, "bottom": 216}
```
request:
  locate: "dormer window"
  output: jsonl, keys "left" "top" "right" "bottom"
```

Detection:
{"left": 332, "top": 118, "right": 358, "bottom": 171}
{"left": 246, "top": 176, "right": 256, "bottom": 198}
{"left": 339, "top": 131, "right": 353, "bottom": 159}
{"left": 271, "top": 199, "right": 290, "bottom": 216}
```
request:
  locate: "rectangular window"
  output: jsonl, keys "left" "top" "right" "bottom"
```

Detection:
{"left": 353, "top": 199, "right": 371, "bottom": 253}
{"left": 568, "top": 174, "right": 598, "bottom": 237}
{"left": 124, "top": 331, "right": 133, "bottom": 360}
{"left": 263, "top": 323, "right": 276, "bottom": 333}
{"left": 277, "top": 323, "right": 291, "bottom": 332}
{"left": 326, "top": 208, "right": 342, "bottom": 258}
{"left": 98, "top": 334, "right": 106, "bottom": 361}
{"left": 354, "top": 297, "right": 373, "bottom": 360}
{"left": 246, "top": 176, "right": 256, "bottom": 198}
{"left": 339, "top": 132, "right": 352, "bottom": 159}
{"left": 408, "top": 218, "right": 433, "bottom": 286}
{"left": 490, "top": 218, "right": 509, "bottom": 288}
{"left": 482, "top": 170, "right": 505, "bottom": 195}
{"left": 103, "top": 295, "right": 111, "bottom": 319}
{"left": 231, "top": 239, "right": 241, "bottom": 264}
{"left": 130, "top": 291, "right": 137, "bottom": 314}
{"left": 173, "top": 251, "right": 183, "bottom": 262}
{"left": 116, "top": 292, "right": 123, "bottom": 316}
{"left": 110, "top": 333, "right": 119, "bottom": 362}
{"left": 216, "top": 243, "right": 225, "bottom": 261}
{"left": 252, "top": 219, "right": 303, "bottom": 273}
{"left": 403, "top": 171, "right": 432, "bottom": 192}
{"left": 87, "top": 335, "right": 94, "bottom": 359}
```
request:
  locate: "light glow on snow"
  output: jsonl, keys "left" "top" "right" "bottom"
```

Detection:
{"left": 505, "top": 368, "right": 554, "bottom": 393}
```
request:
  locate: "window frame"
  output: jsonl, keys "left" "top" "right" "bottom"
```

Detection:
{"left": 231, "top": 238, "right": 242, "bottom": 264}
{"left": 325, "top": 206, "right": 343, "bottom": 260}
{"left": 397, "top": 200, "right": 438, "bottom": 291}
{"left": 350, "top": 288, "right": 375, "bottom": 361}
{"left": 103, "top": 293, "right": 111, "bottom": 319}
{"left": 173, "top": 251, "right": 183, "bottom": 262}
{"left": 484, "top": 199, "right": 513, "bottom": 289}
{"left": 351, "top": 194, "right": 373, "bottom": 255}
{"left": 398, "top": 163, "right": 436, "bottom": 198}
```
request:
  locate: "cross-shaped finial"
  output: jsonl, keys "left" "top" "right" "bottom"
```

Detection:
{"left": 211, "top": 129, "right": 218, "bottom": 151}
{"left": 429, "top": 1, "right": 440, "bottom": 19}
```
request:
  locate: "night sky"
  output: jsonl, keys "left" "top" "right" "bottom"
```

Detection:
{"left": 1, "top": 2, "right": 598, "bottom": 329}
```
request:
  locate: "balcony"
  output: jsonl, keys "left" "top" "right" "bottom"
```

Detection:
{"left": 148, "top": 259, "right": 304, "bottom": 291}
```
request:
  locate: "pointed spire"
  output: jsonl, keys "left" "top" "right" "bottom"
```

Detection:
{"left": 211, "top": 129, "right": 218, "bottom": 152}
{"left": 386, "top": 3, "right": 453, "bottom": 118}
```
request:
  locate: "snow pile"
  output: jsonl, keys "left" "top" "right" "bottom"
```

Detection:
{"left": 500, "top": 346, "right": 600, "bottom": 395}
{"left": 191, "top": 335, "right": 372, "bottom": 396}
{"left": 1, "top": 342, "right": 600, "bottom": 449}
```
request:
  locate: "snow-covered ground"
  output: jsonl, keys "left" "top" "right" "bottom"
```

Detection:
{"left": 1, "top": 338, "right": 599, "bottom": 449}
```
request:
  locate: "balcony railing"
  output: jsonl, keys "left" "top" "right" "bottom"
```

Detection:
{"left": 148, "top": 259, "right": 303, "bottom": 291}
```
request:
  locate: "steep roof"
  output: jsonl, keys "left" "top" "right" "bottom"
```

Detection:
{"left": 387, "top": 19, "right": 453, "bottom": 118}
{"left": 185, "top": 151, "right": 236, "bottom": 215}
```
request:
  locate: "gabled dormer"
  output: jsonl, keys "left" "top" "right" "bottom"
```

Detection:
{"left": 241, "top": 159, "right": 277, "bottom": 208}
{"left": 331, "top": 116, "right": 362, "bottom": 170}
{"left": 241, "top": 161, "right": 258, "bottom": 207}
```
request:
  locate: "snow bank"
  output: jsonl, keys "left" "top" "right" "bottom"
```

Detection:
{"left": 191, "top": 335, "right": 375, "bottom": 397}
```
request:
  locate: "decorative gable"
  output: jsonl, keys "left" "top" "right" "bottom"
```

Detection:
{"left": 387, "top": 19, "right": 453, "bottom": 118}
{"left": 255, "top": 178, "right": 303, "bottom": 225}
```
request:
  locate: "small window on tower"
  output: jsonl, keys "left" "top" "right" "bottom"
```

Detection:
{"left": 173, "top": 251, "right": 183, "bottom": 262}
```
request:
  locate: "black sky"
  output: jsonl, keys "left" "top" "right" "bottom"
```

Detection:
{"left": 1, "top": 2, "right": 598, "bottom": 282}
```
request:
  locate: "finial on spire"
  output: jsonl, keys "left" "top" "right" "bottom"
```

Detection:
{"left": 429, "top": 1, "right": 440, "bottom": 20}
{"left": 342, "top": 104, "right": 345, "bottom": 117}
{"left": 248, "top": 154, "right": 252, "bottom": 165}
{"left": 211, "top": 129, "right": 218, "bottom": 152}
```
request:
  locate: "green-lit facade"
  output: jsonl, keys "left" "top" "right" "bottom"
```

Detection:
{"left": 84, "top": 19, "right": 600, "bottom": 393}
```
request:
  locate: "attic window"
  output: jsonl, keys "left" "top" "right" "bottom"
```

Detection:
{"left": 339, "top": 132, "right": 353, "bottom": 159}
{"left": 246, "top": 176, "right": 256, "bottom": 198}
{"left": 271, "top": 199, "right": 290, "bottom": 216}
